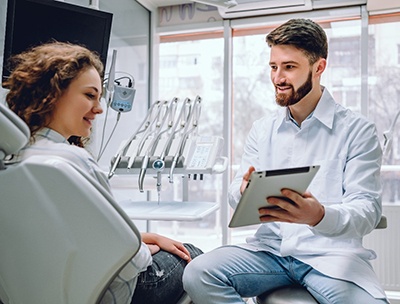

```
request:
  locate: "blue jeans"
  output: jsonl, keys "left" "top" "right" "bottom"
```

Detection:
{"left": 183, "top": 246, "right": 389, "bottom": 304}
{"left": 131, "top": 243, "right": 203, "bottom": 304}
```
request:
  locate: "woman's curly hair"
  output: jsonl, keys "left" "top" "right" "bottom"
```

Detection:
{"left": 4, "top": 41, "right": 104, "bottom": 146}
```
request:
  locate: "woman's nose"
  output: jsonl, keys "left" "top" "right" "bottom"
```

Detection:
{"left": 93, "top": 99, "right": 103, "bottom": 114}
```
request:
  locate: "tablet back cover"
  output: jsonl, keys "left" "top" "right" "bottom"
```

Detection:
{"left": 229, "top": 165, "right": 320, "bottom": 228}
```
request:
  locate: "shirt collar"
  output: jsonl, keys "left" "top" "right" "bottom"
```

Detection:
{"left": 276, "top": 86, "right": 336, "bottom": 130}
{"left": 35, "top": 128, "right": 69, "bottom": 144}
{"left": 312, "top": 87, "right": 336, "bottom": 130}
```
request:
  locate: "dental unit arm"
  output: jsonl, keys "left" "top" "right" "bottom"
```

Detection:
{"left": 109, "top": 95, "right": 228, "bottom": 203}
{"left": 168, "top": 95, "right": 202, "bottom": 183}
{"left": 137, "top": 99, "right": 174, "bottom": 192}
{"left": 108, "top": 100, "right": 162, "bottom": 179}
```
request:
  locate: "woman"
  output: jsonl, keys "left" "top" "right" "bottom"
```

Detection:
{"left": 4, "top": 41, "right": 202, "bottom": 304}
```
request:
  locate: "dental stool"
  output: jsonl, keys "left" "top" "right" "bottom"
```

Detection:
{"left": 255, "top": 215, "right": 387, "bottom": 304}
{"left": 256, "top": 285, "right": 318, "bottom": 304}
{"left": 0, "top": 102, "right": 141, "bottom": 304}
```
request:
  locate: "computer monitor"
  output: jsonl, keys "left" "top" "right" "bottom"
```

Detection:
{"left": 2, "top": 0, "right": 113, "bottom": 87}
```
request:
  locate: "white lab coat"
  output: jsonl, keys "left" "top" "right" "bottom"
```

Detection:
{"left": 229, "top": 87, "right": 386, "bottom": 299}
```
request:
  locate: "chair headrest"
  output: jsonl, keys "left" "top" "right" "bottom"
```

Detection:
{"left": 0, "top": 102, "right": 30, "bottom": 159}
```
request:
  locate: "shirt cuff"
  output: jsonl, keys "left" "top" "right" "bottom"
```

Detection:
{"left": 118, "top": 242, "right": 152, "bottom": 281}
{"left": 310, "top": 206, "right": 341, "bottom": 235}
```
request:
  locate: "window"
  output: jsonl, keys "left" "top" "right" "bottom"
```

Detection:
{"left": 368, "top": 13, "right": 400, "bottom": 204}
{"left": 228, "top": 17, "right": 364, "bottom": 240}
{"left": 156, "top": 35, "right": 225, "bottom": 252}
{"left": 156, "top": 7, "right": 400, "bottom": 249}
{"left": 398, "top": 44, "right": 400, "bottom": 65}
{"left": 231, "top": 17, "right": 363, "bottom": 175}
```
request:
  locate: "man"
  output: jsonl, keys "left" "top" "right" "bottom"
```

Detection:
{"left": 182, "top": 18, "right": 388, "bottom": 303}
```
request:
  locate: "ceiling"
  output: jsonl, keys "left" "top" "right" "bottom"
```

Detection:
{"left": 137, "top": 0, "right": 364, "bottom": 10}
{"left": 138, "top": 0, "right": 192, "bottom": 10}
{"left": 137, "top": 0, "right": 245, "bottom": 10}
{"left": 137, "top": 0, "right": 400, "bottom": 16}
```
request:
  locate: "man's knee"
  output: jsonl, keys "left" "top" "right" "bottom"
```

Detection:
{"left": 183, "top": 253, "right": 201, "bottom": 285}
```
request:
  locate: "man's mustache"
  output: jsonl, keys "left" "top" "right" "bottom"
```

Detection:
{"left": 275, "top": 83, "right": 292, "bottom": 88}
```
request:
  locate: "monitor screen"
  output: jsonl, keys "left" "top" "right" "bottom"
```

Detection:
{"left": 2, "top": 0, "right": 113, "bottom": 87}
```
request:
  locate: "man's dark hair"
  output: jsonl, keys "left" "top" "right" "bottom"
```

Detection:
{"left": 266, "top": 18, "right": 328, "bottom": 64}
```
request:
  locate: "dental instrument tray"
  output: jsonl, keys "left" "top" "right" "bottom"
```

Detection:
{"left": 118, "top": 200, "right": 220, "bottom": 221}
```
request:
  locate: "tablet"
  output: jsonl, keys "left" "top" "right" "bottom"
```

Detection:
{"left": 228, "top": 165, "right": 320, "bottom": 228}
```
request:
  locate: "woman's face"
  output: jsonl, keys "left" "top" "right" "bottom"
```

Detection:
{"left": 48, "top": 67, "right": 103, "bottom": 139}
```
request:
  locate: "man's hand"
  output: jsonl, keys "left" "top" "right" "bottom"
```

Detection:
{"left": 258, "top": 189, "right": 325, "bottom": 226}
{"left": 240, "top": 166, "right": 256, "bottom": 195}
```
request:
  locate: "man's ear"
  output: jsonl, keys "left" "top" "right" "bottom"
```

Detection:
{"left": 315, "top": 58, "right": 327, "bottom": 76}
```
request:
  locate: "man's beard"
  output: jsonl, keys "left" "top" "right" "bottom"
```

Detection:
{"left": 275, "top": 71, "right": 313, "bottom": 107}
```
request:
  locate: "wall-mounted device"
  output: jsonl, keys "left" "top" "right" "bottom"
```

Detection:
{"left": 97, "top": 50, "right": 136, "bottom": 161}
{"left": 2, "top": 0, "right": 113, "bottom": 87}
{"left": 110, "top": 84, "right": 136, "bottom": 113}
{"left": 104, "top": 51, "right": 136, "bottom": 113}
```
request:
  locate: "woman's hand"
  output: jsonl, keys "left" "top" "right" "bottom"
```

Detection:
{"left": 141, "top": 232, "right": 192, "bottom": 262}
{"left": 146, "top": 244, "right": 161, "bottom": 255}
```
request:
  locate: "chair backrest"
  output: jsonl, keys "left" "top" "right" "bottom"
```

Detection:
{"left": 0, "top": 102, "right": 30, "bottom": 164}
{"left": 0, "top": 102, "right": 141, "bottom": 304}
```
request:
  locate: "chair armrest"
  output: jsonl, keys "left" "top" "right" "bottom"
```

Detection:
{"left": 376, "top": 215, "right": 387, "bottom": 229}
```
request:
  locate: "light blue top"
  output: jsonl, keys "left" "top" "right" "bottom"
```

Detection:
{"left": 228, "top": 87, "right": 385, "bottom": 298}
{"left": 20, "top": 128, "right": 152, "bottom": 304}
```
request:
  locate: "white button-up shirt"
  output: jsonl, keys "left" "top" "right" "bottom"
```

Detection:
{"left": 229, "top": 88, "right": 386, "bottom": 298}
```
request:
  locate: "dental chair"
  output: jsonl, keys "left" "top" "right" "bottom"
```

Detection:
{"left": 0, "top": 102, "right": 142, "bottom": 304}
{"left": 255, "top": 216, "right": 387, "bottom": 304}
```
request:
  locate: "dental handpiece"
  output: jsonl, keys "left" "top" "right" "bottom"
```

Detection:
{"left": 152, "top": 159, "right": 165, "bottom": 204}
